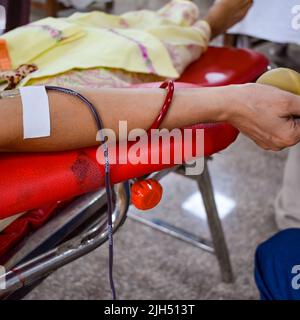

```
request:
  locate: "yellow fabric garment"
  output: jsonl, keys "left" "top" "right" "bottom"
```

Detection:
{"left": 2, "top": 17, "right": 84, "bottom": 69}
{"left": 1, "top": 0, "right": 210, "bottom": 86}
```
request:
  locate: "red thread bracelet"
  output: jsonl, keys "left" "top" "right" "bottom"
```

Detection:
{"left": 147, "top": 80, "right": 175, "bottom": 132}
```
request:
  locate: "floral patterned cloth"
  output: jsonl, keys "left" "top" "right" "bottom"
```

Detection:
{"left": 34, "top": 1, "right": 210, "bottom": 89}
{"left": 2, "top": 0, "right": 211, "bottom": 89}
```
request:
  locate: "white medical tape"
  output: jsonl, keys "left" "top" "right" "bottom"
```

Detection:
{"left": 20, "top": 86, "right": 51, "bottom": 139}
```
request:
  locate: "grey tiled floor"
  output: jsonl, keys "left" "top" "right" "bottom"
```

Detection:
{"left": 25, "top": 0, "right": 298, "bottom": 300}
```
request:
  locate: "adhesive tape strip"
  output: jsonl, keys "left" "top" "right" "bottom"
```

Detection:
{"left": 20, "top": 86, "right": 51, "bottom": 139}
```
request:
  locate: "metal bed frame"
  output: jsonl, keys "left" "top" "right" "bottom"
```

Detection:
{"left": 0, "top": 155, "right": 233, "bottom": 299}
{"left": 0, "top": 182, "right": 130, "bottom": 299}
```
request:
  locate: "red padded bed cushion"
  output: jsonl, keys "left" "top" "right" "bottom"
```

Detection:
{"left": 0, "top": 47, "right": 268, "bottom": 219}
{"left": 0, "top": 122, "right": 238, "bottom": 220}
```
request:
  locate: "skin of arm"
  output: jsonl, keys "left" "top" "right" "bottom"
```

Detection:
{"left": 0, "top": 86, "right": 229, "bottom": 152}
{"left": 204, "top": 0, "right": 253, "bottom": 38}
{"left": 1, "top": 84, "right": 300, "bottom": 152}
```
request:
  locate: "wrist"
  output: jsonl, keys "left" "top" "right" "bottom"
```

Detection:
{"left": 216, "top": 84, "right": 252, "bottom": 123}
{"left": 203, "top": 2, "right": 230, "bottom": 38}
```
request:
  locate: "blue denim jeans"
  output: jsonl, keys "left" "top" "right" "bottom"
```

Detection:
{"left": 255, "top": 228, "right": 300, "bottom": 300}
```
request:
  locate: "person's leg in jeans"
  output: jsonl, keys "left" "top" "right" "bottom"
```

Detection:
{"left": 275, "top": 144, "right": 300, "bottom": 229}
{"left": 255, "top": 229, "right": 300, "bottom": 300}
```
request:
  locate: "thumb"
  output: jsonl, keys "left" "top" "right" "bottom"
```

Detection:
{"left": 287, "top": 95, "right": 300, "bottom": 119}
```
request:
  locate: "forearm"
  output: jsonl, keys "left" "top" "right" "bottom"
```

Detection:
{"left": 204, "top": 0, "right": 253, "bottom": 38}
{"left": 0, "top": 86, "right": 230, "bottom": 152}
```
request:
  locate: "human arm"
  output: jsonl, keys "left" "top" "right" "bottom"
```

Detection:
{"left": 1, "top": 83, "right": 300, "bottom": 152}
{"left": 0, "top": 86, "right": 228, "bottom": 152}
{"left": 204, "top": 0, "right": 253, "bottom": 38}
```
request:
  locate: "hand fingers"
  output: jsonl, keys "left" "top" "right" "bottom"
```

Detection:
{"left": 284, "top": 94, "right": 300, "bottom": 117}
{"left": 243, "top": 123, "right": 299, "bottom": 151}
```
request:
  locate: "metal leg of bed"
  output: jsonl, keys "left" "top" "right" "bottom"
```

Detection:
{"left": 128, "top": 158, "right": 234, "bottom": 283}
{"left": 196, "top": 160, "right": 234, "bottom": 283}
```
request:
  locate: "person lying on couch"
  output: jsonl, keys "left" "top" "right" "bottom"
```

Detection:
{"left": 0, "top": 0, "right": 253, "bottom": 89}
{"left": 2, "top": 0, "right": 297, "bottom": 154}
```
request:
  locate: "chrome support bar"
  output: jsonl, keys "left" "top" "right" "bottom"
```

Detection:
{"left": 128, "top": 213, "right": 214, "bottom": 253}
{"left": 0, "top": 182, "right": 130, "bottom": 297}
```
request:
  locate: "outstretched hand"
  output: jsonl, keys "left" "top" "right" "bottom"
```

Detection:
{"left": 225, "top": 83, "right": 300, "bottom": 151}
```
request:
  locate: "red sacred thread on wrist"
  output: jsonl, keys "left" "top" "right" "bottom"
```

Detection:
{"left": 147, "top": 80, "right": 175, "bottom": 132}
